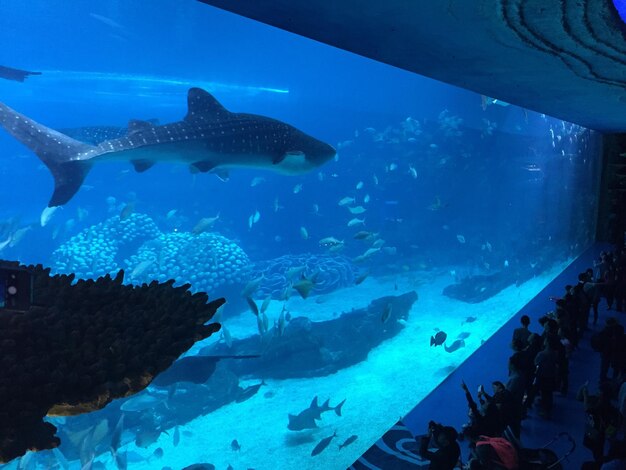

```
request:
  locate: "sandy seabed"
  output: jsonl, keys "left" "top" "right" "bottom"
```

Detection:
{"left": 89, "top": 260, "right": 571, "bottom": 470}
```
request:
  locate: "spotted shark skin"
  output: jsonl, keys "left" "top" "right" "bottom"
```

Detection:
{"left": 0, "top": 88, "right": 336, "bottom": 206}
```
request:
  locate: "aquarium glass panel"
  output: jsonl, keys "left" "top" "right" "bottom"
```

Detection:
{"left": 0, "top": 1, "right": 602, "bottom": 469}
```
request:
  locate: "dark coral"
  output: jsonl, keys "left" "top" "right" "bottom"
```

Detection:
{"left": 0, "top": 261, "right": 223, "bottom": 463}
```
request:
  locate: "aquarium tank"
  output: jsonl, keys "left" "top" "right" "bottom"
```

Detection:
{"left": 0, "top": 1, "right": 602, "bottom": 469}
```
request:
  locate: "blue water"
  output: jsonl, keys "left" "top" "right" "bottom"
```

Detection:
{"left": 0, "top": 1, "right": 602, "bottom": 469}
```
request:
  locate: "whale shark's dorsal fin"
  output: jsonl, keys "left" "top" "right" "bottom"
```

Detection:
{"left": 185, "top": 88, "right": 229, "bottom": 122}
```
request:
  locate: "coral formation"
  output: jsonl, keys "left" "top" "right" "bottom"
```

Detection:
{"left": 124, "top": 232, "right": 250, "bottom": 294}
{"left": 249, "top": 253, "right": 357, "bottom": 298}
{"left": 51, "top": 214, "right": 251, "bottom": 296}
{"left": 51, "top": 214, "right": 160, "bottom": 279}
{"left": 0, "top": 261, "right": 223, "bottom": 463}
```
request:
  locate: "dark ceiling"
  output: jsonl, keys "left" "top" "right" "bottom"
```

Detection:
{"left": 199, "top": 0, "right": 626, "bottom": 133}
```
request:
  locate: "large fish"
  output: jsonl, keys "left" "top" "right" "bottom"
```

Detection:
{"left": 287, "top": 396, "right": 346, "bottom": 431}
{"left": 151, "top": 354, "right": 259, "bottom": 387}
{"left": 0, "top": 87, "right": 336, "bottom": 207}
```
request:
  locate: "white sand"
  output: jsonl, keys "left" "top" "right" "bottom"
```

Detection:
{"left": 94, "top": 260, "right": 572, "bottom": 470}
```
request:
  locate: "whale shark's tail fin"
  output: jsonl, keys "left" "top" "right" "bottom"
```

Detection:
{"left": 0, "top": 102, "right": 97, "bottom": 207}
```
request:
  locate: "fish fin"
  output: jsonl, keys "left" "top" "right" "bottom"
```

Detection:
{"left": 430, "top": 336, "right": 435, "bottom": 346}
{"left": 214, "top": 169, "right": 230, "bottom": 182}
{"left": 185, "top": 88, "right": 229, "bottom": 121}
{"left": 0, "top": 102, "right": 96, "bottom": 207}
{"left": 310, "top": 396, "right": 319, "bottom": 409}
{"left": 190, "top": 161, "right": 215, "bottom": 173}
{"left": 334, "top": 398, "right": 346, "bottom": 416}
{"left": 131, "top": 159, "right": 155, "bottom": 172}
{"left": 127, "top": 119, "right": 155, "bottom": 135}
{"left": 273, "top": 154, "right": 287, "bottom": 164}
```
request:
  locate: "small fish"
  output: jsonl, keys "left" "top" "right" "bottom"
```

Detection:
{"left": 40, "top": 205, "right": 59, "bottom": 227}
{"left": 222, "top": 324, "right": 233, "bottom": 348}
{"left": 431, "top": 331, "right": 447, "bottom": 346}
{"left": 362, "top": 247, "right": 380, "bottom": 258}
{"left": 110, "top": 414, "right": 124, "bottom": 456}
{"left": 135, "top": 428, "right": 162, "bottom": 448}
{"left": 192, "top": 213, "right": 220, "bottom": 234}
{"left": 0, "top": 236, "right": 11, "bottom": 251}
{"left": 120, "top": 202, "right": 135, "bottom": 221}
{"left": 355, "top": 181, "right": 364, "bottom": 190}
{"left": 353, "top": 231, "right": 373, "bottom": 240}
{"left": 348, "top": 205, "right": 366, "bottom": 214}
{"left": 293, "top": 183, "right": 303, "bottom": 194}
{"left": 388, "top": 163, "right": 398, "bottom": 171}
{"left": 408, "top": 166, "right": 417, "bottom": 179}
{"left": 245, "top": 296, "right": 259, "bottom": 316}
{"left": 262, "top": 312, "right": 269, "bottom": 333}
{"left": 381, "top": 303, "right": 393, "bottom": 323}
{"left": 372, "top": 239, "right": 385, "bottom": 248}
{"left": 300, "top": 226, "right": 309, "bottom": 240}
{"left": 250, "top": 176, "right": 266, "bottom": 187}
{"left": 277, "top": 308, "right": 286, "bottom": 336}
{"left": 457, "top": 332, "right": 471, "bottom": 340}
{"left": 354, "top": 271, "right": 369, "bottom": 285}
{"left": 236, "top": 380, "right": 266, "bottom": 403}
{"left": 286, "top": 265, "right": 307, "bottom": 280}
{"left": 130, "top": 259, "right": 155, "bottom": 280}
{"left": 456, "top": 234, "right": 466, "bottom": 244}
{"left": 462, "top": 316, "right": 477, "bottom": 324}
{"left": 77, "top": 206, "right": 89, "bottom": 221}
{"left": 311, "top": 203, "right": 320, "bottom": 215}
{"left": 292, "top": 276, "right": 315, "bottom": 299}
{"left": 373, "top": 174, "right": 379, "bottom": 185}
{"left": 166, "top": 209, "right": 177, "bottom": 219}
{"left": 257, "top": 314, "right": 266, "bottom": 335}
{"left": 311, "top": 431, "right": 337, "bottom": 456}
{"left": 248, "top": 210, "right": 261, "bottom": 228}
{"left": 273, "top": 197, "right": 284, "bottom": 212}
{"left": 260, "top": 295, "right": 272, "bottom": 314}
{"left": 338, "top": 196, "right": 356, "bottom": 206}
{"left": 347, "top": 217, "right": 365, "bottom": 227}
{"left": 241, "top": 275, "right": 264, "bottom": 297}
{"left": 319, "top": 237, "right": 343, "bottom": 248}
{"left": 444, "top": 339, "right": 466, "bottom": 353}
{"left": 231, "top": 439, "right": 241, "bottom": 451}
{"left": 173, "top": 426, "right": 180, "bottom": 447}
{"left": 338, "top": 435, "right": 358, "bottom": 450}
{"left": 153, "top": 447, "right": 164, "bottom": 458}
{"left": 363, "top": 194, "right": 370, "bottom": 203}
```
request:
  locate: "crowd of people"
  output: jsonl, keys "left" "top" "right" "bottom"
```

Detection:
{"left": 418, "top": 249, "right": 626, "bottom": 469}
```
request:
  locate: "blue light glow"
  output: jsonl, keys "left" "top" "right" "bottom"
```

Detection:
{"left": 614, "top": 0, "right": 626, "bottom": 23}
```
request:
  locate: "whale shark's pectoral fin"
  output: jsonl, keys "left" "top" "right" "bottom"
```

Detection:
{"left": 131, "top": 159, "right": 155, "bottom": 172}
{"left": 214, "top": 169, "right": 230, "bottom": 182}
{"left": 128, "top": 119, "right": 155, "bottom": 135}
{"left": 190, "top": 161, "right": 215, "bottom": 173}
{"left": 273, "top": 151, "right": 304, "bottom": 165}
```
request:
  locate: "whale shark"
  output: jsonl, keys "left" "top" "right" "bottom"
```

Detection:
{"left": 0, "top": 87, "right": 336, "bottom": 207}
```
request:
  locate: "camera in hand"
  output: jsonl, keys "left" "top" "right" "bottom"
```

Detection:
{"left": 0, "top": 264, "right": 33, "bottom": 312}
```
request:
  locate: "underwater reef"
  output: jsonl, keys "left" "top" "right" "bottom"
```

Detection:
{"left": 51, "top": 214, "right": 251, "bottom": 296}
{"left": 204, "top": 291, "right": 418, "bottom": 379}
{"left": 249, "top": 253, "right": 357, "bottom": 298}
{"left": 0, "top": 262, "right": 223, "bottom": 463}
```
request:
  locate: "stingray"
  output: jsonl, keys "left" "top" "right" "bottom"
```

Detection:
{"left": 0, "top": 65, "right": 41, "bottom": 82}
{"left": 151, "top": 354, "right": 259, "bottom": 387}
